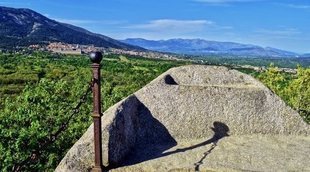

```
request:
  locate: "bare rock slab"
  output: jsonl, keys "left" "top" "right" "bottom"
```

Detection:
{"left": 111, "top": 135, "right": 310, "bottom": 172}
{"left": 55, "top": 65, "right": 310, "bottom": 172}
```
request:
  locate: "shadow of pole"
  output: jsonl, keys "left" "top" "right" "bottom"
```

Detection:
{"left": 192, "top": 121, "right": 229, "bottom": 172}
{"left": 162, "top": 121, "right": 229, "bottom": 157}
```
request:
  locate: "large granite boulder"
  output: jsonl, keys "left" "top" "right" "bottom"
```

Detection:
{"left": 55, "top": 65, "right": 310, "bottom": 172}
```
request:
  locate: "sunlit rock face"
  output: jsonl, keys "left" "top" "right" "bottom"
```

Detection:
{"left": 56, "top": 65, "right": 309, "bottom": 172}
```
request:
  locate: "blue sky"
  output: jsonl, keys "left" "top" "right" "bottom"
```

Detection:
{"left": 1, "top": 0, "right": 309, "bottom": 53}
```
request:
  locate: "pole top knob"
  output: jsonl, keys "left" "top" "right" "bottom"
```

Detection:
{"left": 89, "top": 51, "right": 103, "bottom": 63}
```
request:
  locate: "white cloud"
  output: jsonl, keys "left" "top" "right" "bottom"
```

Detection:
{"left": 125, "top": 19, "right": 213, "bottom": 32}
{"left": 280, "top": 3, "right": 310, "bottom": 9}
{"left": 255, "top": 28, "right": 301, "bottom": 37}
{"left": 51, "top": 18, "right": 127, "bottom": 26}
{"left": 120, "top": 19, "right": 218, "bottom": 39}
{"left": 53, "top": 18, "right": 97, "bottom": 25}
{"left": 109, "top": 19, "right": 233, "bottom": 40}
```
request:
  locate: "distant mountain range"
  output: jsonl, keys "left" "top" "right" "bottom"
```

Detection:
{"left": 1, "top": 6, "right": 307, "bottom": 59}
{"left": 0, "top": 6, "right": 142, "bottom": 50}
{"left": 121, "top": 38, "right": 302, "bottom": 58}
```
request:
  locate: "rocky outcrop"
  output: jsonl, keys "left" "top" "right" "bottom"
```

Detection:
{"left": 55, "top": 65, "right": 310, "bottom": 172}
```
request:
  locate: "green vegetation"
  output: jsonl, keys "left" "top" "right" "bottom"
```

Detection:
{"left": 257, "top": 65, "right": 309, "bottom": 123}
{"left": 193, "top": 55, "right": 310, "bottom": 69}
{"left": 235, "top": 64, "right": 309, "bottom": 123}
{"left": 0, "top": 51, "right": 309, "bottom": 171}
{"left": 0, "top": 52, "right": 189, "bottom": 171}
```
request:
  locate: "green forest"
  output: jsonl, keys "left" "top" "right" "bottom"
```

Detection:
{"left": 192, "top": 55, "right": 310, "bottom": 69}
{"left": 0, "top": 52, "right": 309, "bottom": 171}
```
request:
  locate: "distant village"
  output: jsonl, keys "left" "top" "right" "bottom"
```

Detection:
{"left": 1, "top": 42, "right": 297, "bottom": 74}
{"left": 28, "top": 42, "right": 179, "bottom": 60}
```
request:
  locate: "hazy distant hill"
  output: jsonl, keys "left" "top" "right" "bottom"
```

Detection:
{"left": 121, "top": 38, "right": 300, "bottom": 58}
{"left": 302, "top": 53, "right": 310, "bottom": 57}
{"left": 0, "top": 6, "right": 142, "bottom": 50}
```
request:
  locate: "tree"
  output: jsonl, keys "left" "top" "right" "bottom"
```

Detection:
{"left": 258, "top": 64, "right": 287, "bottom": 94}
{"left": 285, "top": 67, "right": 310, "bottom": 122}
{"left": 0, "top": 78, "right": 92, "bottom": 171}
{"left": 258, "top": 64, "right": 309, "bottom": 123}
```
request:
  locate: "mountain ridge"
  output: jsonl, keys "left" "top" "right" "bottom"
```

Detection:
{"left": 121, "top": 38, "right": 300, "bottom": 58}
{"left": 0, "top": 6, "right": 142, "bottom": 50}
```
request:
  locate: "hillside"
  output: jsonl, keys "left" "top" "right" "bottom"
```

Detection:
{"left": 0, "top": 6, "right": 142, "bottom": 50}
{"left": 121, "top": 38, "right": 299, "bottom": 58}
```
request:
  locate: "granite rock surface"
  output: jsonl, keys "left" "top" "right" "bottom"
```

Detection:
{"left": 55, "top": 65, "right": 309, "bottom": 172}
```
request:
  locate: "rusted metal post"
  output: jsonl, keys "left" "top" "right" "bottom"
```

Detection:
{"left": 90, "top": 52, "right": 104, "bottom": 172}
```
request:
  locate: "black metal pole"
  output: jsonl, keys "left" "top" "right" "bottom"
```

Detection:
{"left": 89, "top": 52, "right": 104, "bottom": 172}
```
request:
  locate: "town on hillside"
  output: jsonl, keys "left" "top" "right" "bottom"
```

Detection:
{"left": 28, "top": 42, "right": 179, "bottom": 60}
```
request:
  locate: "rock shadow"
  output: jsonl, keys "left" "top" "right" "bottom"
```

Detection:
{"left": 109, "top": 98, "right": 177, "bottom": 168}
{"left": 164, "top": 74, "right": 178, "bottom": 85}
{"left": 109, "top": 96, "right": 230, "bottom": 169}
